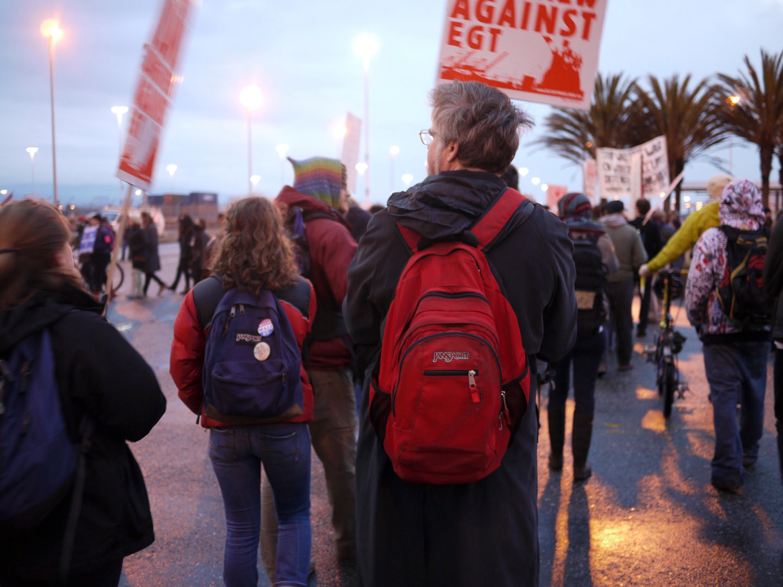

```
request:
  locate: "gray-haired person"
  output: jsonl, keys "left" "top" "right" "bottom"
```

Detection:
{"left": 345, "top": 81, "right": 577, "bottom": 586}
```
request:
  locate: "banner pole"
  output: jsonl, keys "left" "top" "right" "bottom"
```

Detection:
{"left": 103, "top": 183, "right": 134, "bottom": 318}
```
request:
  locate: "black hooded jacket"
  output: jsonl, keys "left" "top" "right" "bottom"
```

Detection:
{"left": 765, "top": 216, "right": 783, "bottom": 340}
{"left": 0, "top": 285, "right": 165, "bottom": 582}
{"left": 345, "top": 171, "right": 576, "bottom": 587}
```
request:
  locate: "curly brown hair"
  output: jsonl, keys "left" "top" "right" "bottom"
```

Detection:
{"left": 0, "top": 199, "right": 85, "bottom": 309}
{"left": 211, "top": 197, "right": 300, "bottom": 294}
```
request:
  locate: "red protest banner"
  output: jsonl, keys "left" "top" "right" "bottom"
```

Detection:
{"left": 436, "top": 0, "right": 608, "bottom": 110}
{"left": 117, "top": 0, "right": 193, "bottom": 190}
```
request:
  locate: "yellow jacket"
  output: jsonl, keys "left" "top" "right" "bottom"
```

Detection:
{"left": 647, "top": 200, "right": 720, "bottom": 272}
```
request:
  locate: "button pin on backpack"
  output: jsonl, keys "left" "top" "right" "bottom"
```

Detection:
{"left": 253, "top": 342, "right": 271, "bottom": 361}
{"left": 257, "top": 319, "right": 274, "bottom": 337}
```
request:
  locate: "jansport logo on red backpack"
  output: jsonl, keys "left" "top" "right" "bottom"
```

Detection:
{"left": 369, "top": 189, "right": 530, "bottom": 485}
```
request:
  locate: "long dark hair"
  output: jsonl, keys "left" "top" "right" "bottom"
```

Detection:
{"left": 0, "top": 199, "right": 85, "bottom": 309}
{"left": 211, "top": 197, "right": 299, "bottom": 294}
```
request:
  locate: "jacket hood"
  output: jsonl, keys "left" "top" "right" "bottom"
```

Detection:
{"left": 719, "top": 179, "right": 765, "bottom": 230}
{"left": 601, "top": 213, "right": 627, "bottom": 228}
{"left": 0, "top": 286, "right": 100, "bottom": 354}
{"left": 564, "top": 217, "right": 606, "bottom": 235}
{"left": 387, "top": 171, "right": 507, "bottom": 241}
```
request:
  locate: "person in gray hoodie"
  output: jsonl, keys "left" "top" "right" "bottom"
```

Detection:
{"left": 601, "top": 200, "right": 647, "bottom": 371}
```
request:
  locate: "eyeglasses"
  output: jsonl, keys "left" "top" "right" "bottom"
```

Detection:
{"left": 419, "top": 129, "right": 436, "bottom": 146}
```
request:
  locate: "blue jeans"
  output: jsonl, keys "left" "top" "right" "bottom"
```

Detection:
{"left": 703, "top": 342, "right": 769, "bottom": 487}
{"left": 209, "top": 423, "right": 311, "bottom": 587}
{"left": 550, "top": 329, "right": 605, "bottom": 416}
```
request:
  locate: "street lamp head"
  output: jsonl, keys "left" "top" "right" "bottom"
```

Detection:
{"left": 165, "top": 163, "right": 178, "bottom": 177}
{"left": 519, "top": 167, "right": 529, "bottom": 177}
{"left": 541, "top": 183, "right": 549, "bottom": 192}
{"left": 110, "top": 105, "right": 129, "bottom": 116}
{"left": 355, "top": 162, "right": 368, "bottom": 176}
{"left": 353, "top": 33, "right": 381, "bottom": 71}
{"left": 531, "top": 176, "right": 541, "bottom": 186}
{"left": 250, "top": 174, "right": 261, "bottom": 187}
{"left": 389, "top": 145, "right": 400, "bottom": 157}
{"left": 727, "top": 94, "right": 741, "bottom": 107}
{"left": 401, "top": 173, "right": 414, "bottom": 187}
{"left": 26, "top": 146, "right": 39, "bottom": 159}
{"left": 239, "top": 84, "right": 263, "bottom": 112}
{"left": 40, "top": 19, "right": 63, "bottom": 43}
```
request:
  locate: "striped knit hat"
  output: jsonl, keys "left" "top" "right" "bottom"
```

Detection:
{"left": 557, "top": 192, "right": 592, "bottom": 219}
{"left": 289, "top": 156, "right": 346, "bottom": 209}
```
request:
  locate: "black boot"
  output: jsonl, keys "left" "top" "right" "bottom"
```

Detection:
{"left": 572, "top": 412, "right": 593, "bottom": 482}
{"left": 548, "top": 408, "right": 565, "bottom": 471}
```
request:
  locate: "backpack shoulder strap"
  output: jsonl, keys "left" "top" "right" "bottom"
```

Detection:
{"left": 470, "top": 188, "right": 528, "bottom": 249}
{"left": 193, "top": 275, "right": 225, "bottom": 329}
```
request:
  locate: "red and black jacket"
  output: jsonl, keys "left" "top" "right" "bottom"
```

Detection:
{"left": 170, "top": 275, "right": 316, "bottom": 428}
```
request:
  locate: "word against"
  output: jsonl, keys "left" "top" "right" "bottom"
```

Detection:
{"left": 447, "top": 0, "right": 599, "bottom": 52}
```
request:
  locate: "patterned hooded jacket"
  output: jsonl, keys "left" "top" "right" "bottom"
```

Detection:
{"left": 685, "top": 179, "right": 769, "bottom": 339}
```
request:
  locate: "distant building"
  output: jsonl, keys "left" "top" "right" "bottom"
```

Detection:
{"left": 147, "top": 192, "right": 219, "bottom": 227}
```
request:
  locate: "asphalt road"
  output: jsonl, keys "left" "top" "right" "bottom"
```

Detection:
{"left": 110, "top": 243, "right": 782, "bottom": 586}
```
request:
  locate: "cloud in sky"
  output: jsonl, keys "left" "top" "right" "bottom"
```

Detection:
{"left": 0, "top": 0, "right": 780, "bottom": 204}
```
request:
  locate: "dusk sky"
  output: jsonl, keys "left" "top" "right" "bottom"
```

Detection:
{"left": 1, "top": 0, "right": 781, "bottom": 206}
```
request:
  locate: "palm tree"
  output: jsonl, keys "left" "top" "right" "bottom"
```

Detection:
{"left": 716, "top": 50, "right": 783, "bottom": 209}
{"left": 634, "top": 74, "right": 727, "bottom": 211}
{"left": 533, "top": 73, "right": 645, "bottom": 165}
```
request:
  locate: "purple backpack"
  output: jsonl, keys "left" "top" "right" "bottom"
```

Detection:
{"left": 203, "top": 288, "right": 302, "bottom": 419}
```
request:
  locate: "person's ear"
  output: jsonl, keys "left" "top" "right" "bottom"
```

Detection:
{"left": 444, "top": 140, "right": 459, "bottom": 163}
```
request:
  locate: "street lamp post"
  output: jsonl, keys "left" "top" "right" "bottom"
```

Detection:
{"left": 727, "top": 94, "right": 742, "bottom": 174}
{"left": 353, "top": 33, "right": 380, "bottom": 207}
{"left": 240, "top": 84, "right": 263, "bottom": 195}
{"left": 25, "top": 146, "right": 39, "bottom": 194}
{"left": 41, "top": 18, "right": 63, "bottom": 208}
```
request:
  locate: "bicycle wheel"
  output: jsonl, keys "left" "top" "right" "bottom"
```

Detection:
{"left": 661, "top": 361, "right": 676, "bottom": 419}
{"left": 110, "top": 263, "right": 124, "bottom": 295}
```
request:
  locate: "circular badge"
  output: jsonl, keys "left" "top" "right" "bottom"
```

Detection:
{"left": 253, "top": 342, "right": 271, "bottom": 362}
{"left": 257, "top": 318, "right": 274, "bottom": 337}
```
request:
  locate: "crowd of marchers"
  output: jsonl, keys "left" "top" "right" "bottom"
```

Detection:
{"left": 1, "top": 80, "right": 781, "bottom": 587}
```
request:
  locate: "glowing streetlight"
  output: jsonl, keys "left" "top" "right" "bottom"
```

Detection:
{"left": 134, "top": 188, "right": 143, "bottom": 197}
{"left": 541, "top": 183, "right": 549, "bottom": 192}
{"left": 240, "top": 84, "right": 263, "bottom": 195}
{"left": 353, "top": 32, "right": 380, "bottom": 205}
{"left": 166, "top": 163, "right": 178, "bottom": 177}
{"left": 389, "top": 144, "right": 400, "bottom": 192}
{"left": 531, "top": 176, "right": 541, "bottom": 186}
{"left": 355, "top": 162, "right": 368, "bottom": 176}
{"left": 401, "top": 173, "right": 414, "bottom": 187}
{"left": 26, "top": 146, "right": 39, "bottom": 194}
{"left": 250, "top": 174, "right": 261, "bottom": 190}
{"left": 519, "top": 167, "right": 529, "bottom": 177}
{"left": 41, "top": 18, "right": 63, "bottom": 207}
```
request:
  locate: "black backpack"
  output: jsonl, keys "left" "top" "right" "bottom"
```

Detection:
{"left": 570, "top": 227, "right": 607, "bottom": 337}
{"left": 717, "top": 225, "right": 771, "bottom": 329}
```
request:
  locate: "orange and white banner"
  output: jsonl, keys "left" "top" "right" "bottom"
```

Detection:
{"left": 117, "top": 0, "right": 194, "bottom": 190}
{"left": 436, "top": 0, "right": 608, "bottom": 110}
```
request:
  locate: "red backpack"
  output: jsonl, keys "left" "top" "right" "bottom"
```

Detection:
{"left": 369, "top": 188, "right": 531, "bottom": 484}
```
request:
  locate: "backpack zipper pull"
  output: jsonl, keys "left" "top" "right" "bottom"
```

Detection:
{"left": 498, "top": 390, "right": 509, "bottom": 430}
{"left": 468, "top": 370, "right": 480, "bottom": 403}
